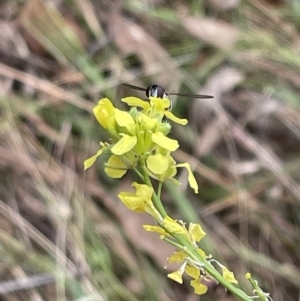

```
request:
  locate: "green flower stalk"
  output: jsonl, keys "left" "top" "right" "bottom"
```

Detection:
{"left": 84, "top": 95, "right": 272, "bottom": 301}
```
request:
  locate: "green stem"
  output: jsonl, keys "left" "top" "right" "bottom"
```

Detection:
{"left": 132, "top": 166, "right": 145, "bottom": 181}
{"left": 157, "top": 181, "right": 163, "bottom": 199}
{"left": 163, "top": 237, "right": 184, "bottom": 249}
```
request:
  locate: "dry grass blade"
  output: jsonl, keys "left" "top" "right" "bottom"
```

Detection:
{"left": 0, "top": 62, "right": 92, "bottom": 111}
{"left": 181, "top": 17, "right": 240, "bottom": 50}
{"left": 232, "top": 123, "right": 300, "bottom": 200}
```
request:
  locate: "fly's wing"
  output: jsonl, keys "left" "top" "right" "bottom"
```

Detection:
{"left": 123, "top": 83, "right": 214, "bottom": 99}
{"left": 123, "top": 83, "right": 146, "bottom": 92}
{"left": 168, "top": 92, "right": 214, "bottom": 99}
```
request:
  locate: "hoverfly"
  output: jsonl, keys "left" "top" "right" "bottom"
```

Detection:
{"left": 123, "top": 83, "right": 214, "bottom": 100}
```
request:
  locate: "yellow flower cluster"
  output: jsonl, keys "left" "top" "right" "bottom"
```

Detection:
{"left": 144, "top": 218, "right": 237, "bottom": 295}
{"left": 84, "top": 96, "right": 198, "bottom": 193}
{"left": 166, "top": 250, "right": 238, "bottom": 295}
{"left": 84, "top": 95, "right": 244, "bottom": 298}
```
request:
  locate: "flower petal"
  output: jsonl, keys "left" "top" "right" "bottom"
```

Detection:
{"left": 111, "top": 134, "right": 137, "bottom": 155}
{"left": 152, "top": 132, "right": 179, "bottom": 151}
{"left": 143, "top": 225, "right": 170, "bottom": 237}
{"left": 84, "top": 147, "right": 106, "bottom": 170}
{"left": 189, "top": 223, "right": 206, "bottom": 242}
{"left": 190, "top": 279, "right": 208, "bottom": 295}
{"left": 185, "top": 266, "right": 200, "bottom": 279}
{"left": 133, "top": 182, "right": 154, "bottom": 201}
{"left": 164, "top": 111, "right": 188, "bottom": 125}
{"left": 118, "top": 183, "right": 155, "bottom": 213}
{"left": 146, "top": 154, "right": 170, "bottom": 174}
{"left": 122, "top": 97, "right": 150, "bottom": 110}
{"left": 163, "top": 216, "right": 185, "bottom": 234}
{"left": 104, "top": 155, "right": 127, "bottom": 178}
{"left": 168, "top": 251, "right": 187, "bottom": 263}
{"left": 168, "top": 270, "right": 183, "bottom": 284}
{"left": 196, "top": 248, "right": 207, "bottom": 258}
{"left": 115, "top": 109, "right": 136, "bottom": 133}
{"left": 221, "top": 266, "right": 238, "bottom": 284}
{"left": 149, "top": 97, "right": 171, "bottom": 111}
{"left": 118, "top": 192, "right": 145, "bottom": 212}
{"left": 93, "top": 98, "right": 115, "bottom": 129}
{"left": 176, "top": 163, "right": 198, "bottom": 193}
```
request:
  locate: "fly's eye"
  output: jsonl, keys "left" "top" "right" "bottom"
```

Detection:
{"left": 145, "top": 87, "right": 150, "bottom": 98}
{"left": 156, "top": 86, "right": 166, "bottom": 98}
{"left": 146, "top": 85, "right": 158, "bottom": 98}
{"left": 145, "top": 85, "right": 157, "bottom": 98}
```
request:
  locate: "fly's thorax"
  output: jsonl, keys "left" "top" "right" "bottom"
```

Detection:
{"left": 146, "top": 85, "right": 168, "bottom": 99}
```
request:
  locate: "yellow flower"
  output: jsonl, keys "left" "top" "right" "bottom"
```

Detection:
{"left": 85, "top": 96, "right": 191, "bottom": 175}
{"left": 168, "top": 251, "right": 187, "bottom": 263}
{"left": 167, "top": 253, "right": 210, "bottom": 296}
{"left": 143, "top": 225, "right": 170, "bottom": 238}
{"left": 146, "top": 154, "right": 199, "bottom": 194}
{"left": 118, "top": 183, "right": 153, "bottom": 212}
{"left": 85, "top": 95, "right": 199, "bottom": 206}
{"left": 167, "top": 263, "right": 187, "bottom": 284}
{"left": 93, "top": 98, "right": 116, "bottom": 130}
{"left": 221, "top": 266, "right": 238, "bottom": 284}
{"left": 190, "top": 279, "right": 208, "bottom": 295}
{"left": 185, "top": 266, "right": 200, "bottom": 279}
{"left": 150, "top": 96, "right": 171, "bottom": 111}
{"left": 114, "top": 103, "right": 179, "bottom": 156}
{"left": 167, "top": 270, "right": 184, "bottom": 284}
{"left": 146, "top": 153, "right": 170, "bottom": 174}
{"left": 188, "top": 223, "right": 206, "bottom": 243}
{"left": 163, "top": 216, "right": 185, "bottom": 234}
{"left": 134, "top": 111, "right": 179, "bottom": 154}
{"left": 149, "top": 97, "right": 170, "bottom": 120}
{"left": 118, "top": 183, "right": 163, "bottom": 221}
{"left": 146, "top": 154, "right": 177, "bottom": 181}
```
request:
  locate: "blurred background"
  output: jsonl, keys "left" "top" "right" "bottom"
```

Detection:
{"left": 1, "top": 0, "right": 300, "bottom": 300}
